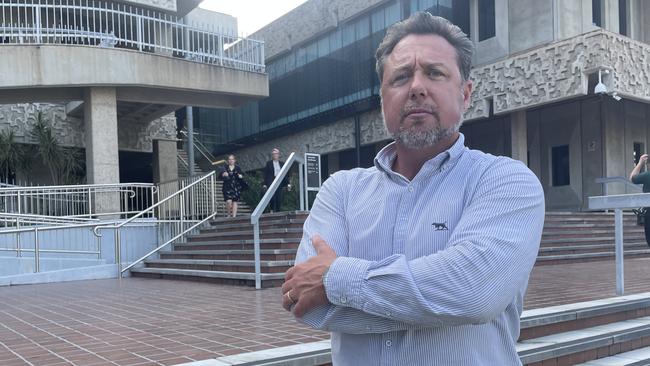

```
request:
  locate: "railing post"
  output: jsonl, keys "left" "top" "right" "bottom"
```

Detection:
{"left": 16, "top": 217, "right": 21, "bottom": 257}
{"left": 88, "top": 187, "right": 93, "bottom": 217}
{"left": 615, "top": 208, "right": 624, "bottom": 295}
{"left": 180, "top": 191, "right": 185, "bottom": 234}
{"left": 210, "top": 174, "right": 216, "bottom": 214}
{"left": 299, "top": 162, "right": 305, "bottom": 211}
{"left": 115, "top": 227, "right": 122, "bottom": 279}
{"left": 253, "top": 221, "right": 261, "bottom": 289}
{"left": 34, "top": 228, "right": 40, "bottom": 273}
{"left": 137, "top": 15, "right": 143, "bottom": 51}
{"left": 35, "top": 4, "right": 42, "bottom": 44}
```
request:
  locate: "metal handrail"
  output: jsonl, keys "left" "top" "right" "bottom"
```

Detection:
{"left": 0, "top": 182, "right": 156, "bottom": 218}
{"left": 0, "top": 0, "right": 265, "bottom": 73}
{"left": 180, "top": 129, "right": 218, "bottom": 165}
{"left": 595, "top": 177, "right": 642, "bottom": 196}
{"left": 250, "top": 152, "right": 305, "bottom": 289}
{"left": 94, "top": 171, "right": 217, "bottom": 276}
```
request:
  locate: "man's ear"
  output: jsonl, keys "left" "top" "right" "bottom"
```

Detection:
{"left": 462, "top": 80, "right": 473, "bottom": 110}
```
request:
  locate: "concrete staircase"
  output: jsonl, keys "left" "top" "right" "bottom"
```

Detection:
{"left": 177, "top": 148, "right": 252, "bottom": 216}
{"left": 518, "top": 293, "right": 650, "bottom": 365}
{"left": 183, "top": 292, "right": 650, "bottom": 365}
{"left": 130, "top": 211, "right": 650, "bottom": 287}
{"left": 130, "top": 211, "right": 307, "bottom": 287}
{"left": 537, "top": 212, "right": 650, "bottom": 265}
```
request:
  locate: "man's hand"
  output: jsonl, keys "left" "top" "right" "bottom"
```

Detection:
{"left": 641, "top": 154, "right": 649, "bottom": 164}
{"left": 282, "top": 235, "right": 337, "bottom": 317}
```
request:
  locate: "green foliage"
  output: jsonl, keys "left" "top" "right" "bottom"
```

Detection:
{"left": 240, "top": 170, "right": 302, "bottom": 212}
{"left": 0, "top": 129, "right": 27, "bottom": 183}
{"left": 29, "top": 112, "right": 84, "bottom": 185}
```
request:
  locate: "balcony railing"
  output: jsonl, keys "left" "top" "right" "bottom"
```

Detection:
{"left": 0, "top": 0, "right": 265, "bottom": 73}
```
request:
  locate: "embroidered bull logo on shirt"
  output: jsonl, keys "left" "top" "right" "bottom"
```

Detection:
{"left": 432, "top": 222, "right": 449, "bottom": 231}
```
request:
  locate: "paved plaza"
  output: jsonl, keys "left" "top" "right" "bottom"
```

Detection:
{"left": 3, "top": 258, "right": 650, "bottom": 366}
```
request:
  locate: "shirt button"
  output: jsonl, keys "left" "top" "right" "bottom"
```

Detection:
{"left": 386, "top": 312, "right": 392, "bottom": 317}
{"left": 408, "top": 185, "right": 414, "bottom": 192}
{"left": 385, "top": 340, "right": 392, "bottom": 347}
{"left": 340, "top": 296, "right": 347, "bottom": 304}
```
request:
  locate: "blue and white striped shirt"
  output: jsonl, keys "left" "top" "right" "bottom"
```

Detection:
{"left": 294, "top": 134, "right": 545, "bottom": 365}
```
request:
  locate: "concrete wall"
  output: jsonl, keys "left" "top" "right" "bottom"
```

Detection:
{"left": 461, "top": 117, "right": 511, "bottom": 157}
{"left": 185, "top": 8, "right": 238, "bottom": 36}
{"left": 0, "top": 221, "right": 159, "bottom": 276}
{"left": 536, "top": 102, "right": 583, "bottom": 211}
{"left": 508, "top": 0, "right": 553, "bottom": 55}
{"left": 0, "top": 45, "right": 268, "bottom": 108}
{"left": 472, "top": 0, "right": 509, "bottom": 65}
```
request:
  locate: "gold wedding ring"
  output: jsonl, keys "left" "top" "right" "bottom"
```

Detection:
{"left": 286, "top": 289, "right": 295, "bottom": 303}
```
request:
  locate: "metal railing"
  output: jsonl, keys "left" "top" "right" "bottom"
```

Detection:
{"left": 0, "top": 182, "right": 156, "bottom": 219}
{"left": 94, "top": 171, "right": 217, "bottom": 276}
{"left": 180, "top": 129, "right": 220, "bottom": 166}
{"left": 595, "top": 177, "right": 642, "bottom": 196}
{"left": 250, "top": 152, "right": 305, "bottom": 289}
{"left": 0, "top": 0, "right": 265, "bottom": 73}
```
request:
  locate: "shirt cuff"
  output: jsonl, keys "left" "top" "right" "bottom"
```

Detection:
{"left": 323, "top": 256, "right": 370, "bottom": 309}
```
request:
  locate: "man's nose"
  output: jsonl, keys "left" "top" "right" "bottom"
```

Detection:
{"left": 409, "top": 73, "right": 428, "bottom": 100}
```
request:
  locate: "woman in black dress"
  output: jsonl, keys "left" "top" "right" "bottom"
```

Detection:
{"left": 220, "top": 154, "right": 244, "bottom": 217}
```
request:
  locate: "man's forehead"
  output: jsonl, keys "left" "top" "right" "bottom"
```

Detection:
{"left": 387, "top": 34, "right": 457, "bottom": 65}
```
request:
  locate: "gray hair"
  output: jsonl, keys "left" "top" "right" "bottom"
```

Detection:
{"left": 375, "top": 12, "right": 474, "bottom": 84}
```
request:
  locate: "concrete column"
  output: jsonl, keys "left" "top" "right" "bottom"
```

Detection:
{"left": 510, "top": 110, "right": 528, "bottom": 165}
{"left": 153, "top": 139, "right": 179, "bottom": 184}
{"left": 84, "top": 87, "right": 120, "bottom": 215}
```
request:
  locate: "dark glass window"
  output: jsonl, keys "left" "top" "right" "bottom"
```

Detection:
{"left": 552, "top": 145, "right": 570, "bottom": 187}
{"left": 592, "top": 0, "right": 602, "bottom": 27}
{"left": 619, "top": 0, "right": 627, "bottom": 36}
{"left": 478, "top": 0, "right": 495, "bottom": 41}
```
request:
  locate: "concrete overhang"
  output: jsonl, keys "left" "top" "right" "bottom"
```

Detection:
{"left": 0, "top": 45, "right": 268, "bottom": 109}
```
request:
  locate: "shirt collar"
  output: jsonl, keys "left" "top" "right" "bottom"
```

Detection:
{"left": 374, "top": 133, "right": 467, "bottom": 181}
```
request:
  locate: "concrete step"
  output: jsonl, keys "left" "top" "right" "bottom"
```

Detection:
{"left": 173, "top": 239, "right": 299, "bottom": 251}
{"left": 536, "top": 249, "right": 650, "bottom": 265}
{"left": 204, "top": 219, "right": 305, "bottom": 233}
{"left": 575, "top": 346, "right": 650, "bottom": 365}
{"left": 538, "top": 243, "right": 649, "bottom": 256}
{"left": 518, "top": 316, "right": 650, "bottom": 365}
{"left": 143, "top": 258, "right": 294, "bottom": 273}
{"left": 543, "top": 229, "right": 644, "bottom": 237}
{"left": 160, "top": 249, "right": 297, "bottom": 261}
{"left": 130, "top": 267, "right": 285, "bottom": 287}
{"left": 209, "top": 211, "right": 309, "bottom": 225}
{"left": 187, "top": 228, "right": 303, "bottom": 241}
{"left": 520, "top": 293, "right": 650, "bottom": 341}
{"left": 541, "top": 235, "right": 646, "bottom": 245}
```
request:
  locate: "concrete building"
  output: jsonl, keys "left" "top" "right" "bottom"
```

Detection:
{"left": 0, "top": 0, "right": 267, "bottom": 190}
{"left": 196, "top": 0, "right": 650, "bottom": 211}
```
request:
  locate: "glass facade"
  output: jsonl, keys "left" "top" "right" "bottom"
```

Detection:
{"left": 196, "top": 0, "right": 470, "bottom": 154}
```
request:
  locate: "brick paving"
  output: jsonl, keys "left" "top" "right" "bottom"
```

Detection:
{"left": 2, "top": 258, "right": 650, "bottom": 366}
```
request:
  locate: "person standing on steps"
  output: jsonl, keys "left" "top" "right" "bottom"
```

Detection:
{"left": 220, "top": 154, "right": 245, "bottom": 218}
{"left": 630, "top": 153, "right": 650, "bottom": 247}
{"left": 280, "top": 13, "right": 545, "bottom": 365}
{"left": 263, "top": 148, "right": 290, "bottom": 213}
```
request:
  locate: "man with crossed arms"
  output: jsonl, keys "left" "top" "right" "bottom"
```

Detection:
{"left": 282, "top": 12, "right": 544, "bottom": 366}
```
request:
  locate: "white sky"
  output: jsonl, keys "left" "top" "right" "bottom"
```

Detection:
{"left": 199, "top": 0, "right": 308, "bottom": 37}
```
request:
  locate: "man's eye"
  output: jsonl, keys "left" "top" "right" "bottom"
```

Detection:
{"left": 392, "top": 74, "right": 408, "bottom": 84}
{"left": 428, "top": 69, "right": 443, "bottom": 77}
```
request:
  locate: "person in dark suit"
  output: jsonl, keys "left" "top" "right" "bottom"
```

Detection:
{"left": 263, "top": 148, "right": 290, "bottom": 212}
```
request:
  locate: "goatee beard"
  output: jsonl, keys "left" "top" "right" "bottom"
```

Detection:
{"left": 390, "top": 117, "right": 462, "bottom": 150}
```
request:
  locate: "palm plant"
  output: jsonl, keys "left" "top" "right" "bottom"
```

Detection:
{"left": 0, "top": 129, "right": 28, "bottom": 184}
{"left": 30, "top": 112, "right": 83, "bottom": 184}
